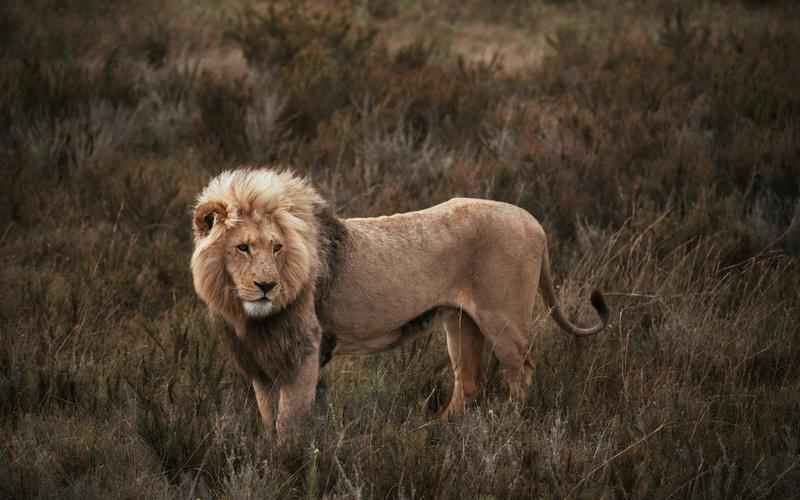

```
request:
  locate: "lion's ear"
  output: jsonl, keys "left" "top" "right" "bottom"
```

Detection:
{"left": 193, "top": 201, "right": 228, "bottom": 238}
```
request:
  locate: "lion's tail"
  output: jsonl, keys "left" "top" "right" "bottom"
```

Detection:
{"left": 539, "top": 244, "right": 609, "bottom": 337}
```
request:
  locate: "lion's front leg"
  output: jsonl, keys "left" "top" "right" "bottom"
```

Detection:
{"left": 252, "top": 378, "right": 277, "bottom": 432}
{"left": 275, "top": 351, "right": 320, "bottom": 437}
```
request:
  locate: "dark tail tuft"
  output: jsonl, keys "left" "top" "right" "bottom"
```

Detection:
{"left": 590, "top": 290, "right": 610, "bottom": 322}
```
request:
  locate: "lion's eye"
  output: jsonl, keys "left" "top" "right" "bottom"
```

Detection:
{"left": 236, "top": 243, "right": 250, "bottom": 253}
{"left": 273, "top": 242, "right": 283, "bottom": 254}
{"left": 204, "top": 213, "right": 214, "bottom": 230}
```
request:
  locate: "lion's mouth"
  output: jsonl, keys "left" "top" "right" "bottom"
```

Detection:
{"left": 237, "top": 291, "right": 272, "bottom": 303}
{"left": 242, "top": 298, "right": 274, "bottom": 317}
{"left": 243, "top": 297, "right": 271, "bottom": 306}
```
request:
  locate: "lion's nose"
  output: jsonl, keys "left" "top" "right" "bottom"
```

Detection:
{"left": 255, "top": 281, "right": 277, "bottom": 295}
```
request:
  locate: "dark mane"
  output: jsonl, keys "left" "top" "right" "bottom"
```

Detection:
{"left": 220, "top": 294, "right": 315, "bottom": 387}
{"left": 218, "top": 202, "right": 348, "bottom": 385}
{"left": 313, "top": 203, "right": 348, "bottom": 306}
{"left": 313, "top": 203, "right": 348, "bottom": 367}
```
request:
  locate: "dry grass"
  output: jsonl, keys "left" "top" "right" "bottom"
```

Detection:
{"left": 1, "top": 0, "right": 799, "bottom": 498}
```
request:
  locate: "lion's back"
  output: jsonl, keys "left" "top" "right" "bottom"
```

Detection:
{"left": 338, "top": 197, "right": 546, "bottom": 281}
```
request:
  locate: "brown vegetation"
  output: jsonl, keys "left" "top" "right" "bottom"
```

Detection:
{"left": 1, "top": 0, "right": 798, "bottom": 498}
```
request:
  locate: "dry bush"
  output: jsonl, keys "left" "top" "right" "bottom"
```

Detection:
{"left": 224, "top": 3, "right": 378, "bottom": 71}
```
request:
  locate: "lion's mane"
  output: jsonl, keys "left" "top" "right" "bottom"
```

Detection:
{"left": 190, "top": 168, "right": 346, "bottom": 385}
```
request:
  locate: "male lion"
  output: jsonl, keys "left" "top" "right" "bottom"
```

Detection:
{"left": 191, "top": 167, "right": 608, "bottom": 435}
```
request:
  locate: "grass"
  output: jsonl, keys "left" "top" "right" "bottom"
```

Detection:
{"left": 1, "top": 0, "right": 799, "bottom": 498}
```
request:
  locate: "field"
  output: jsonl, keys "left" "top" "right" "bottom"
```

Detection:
{"left": 1, "top": 0, "right": 799, "bottom": 498}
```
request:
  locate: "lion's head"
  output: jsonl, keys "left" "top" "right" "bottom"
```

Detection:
{"left": 190, "top": 168, "right": 325, "bottom": 324}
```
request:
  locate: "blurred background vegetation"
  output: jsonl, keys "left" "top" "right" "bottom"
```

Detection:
{"left": 1, "top": 0, "right": 798, "bottom": 498}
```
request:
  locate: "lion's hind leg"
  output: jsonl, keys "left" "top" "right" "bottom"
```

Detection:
{"left": 474, "top": 312, "right": 534, "bottom": 403}
{"left": 439, "top": 308, "right": 485, "bottom": 421}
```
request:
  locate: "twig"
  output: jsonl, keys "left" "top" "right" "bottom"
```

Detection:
{"left": 333, "top": 428, "right": 363, "bottom": 500}
{"left": 569, "top": 423, "right": 666, "bottom": 498}
{"left": 756, "top": 457, "right": 800, "bottom": 499}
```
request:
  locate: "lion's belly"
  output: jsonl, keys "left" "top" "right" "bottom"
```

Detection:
{"left": 323, "top": 308, "right": 441, "bottom": 355}
{"left": 318, "top": 297, "right": 442, "bottom": 352}
{"left": 331, "top": 332, "right": 404, "bottom": 354}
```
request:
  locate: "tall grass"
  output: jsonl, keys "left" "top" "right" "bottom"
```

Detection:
{"left": 1, "top": 0, "right": 798, "bottom": 498}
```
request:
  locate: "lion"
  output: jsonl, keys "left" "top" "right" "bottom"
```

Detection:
{"left": 191, "top": 167, "right": 609, "bottom": 435}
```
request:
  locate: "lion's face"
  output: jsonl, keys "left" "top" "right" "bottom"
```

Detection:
{"left": 191, "top": 169, "right": 324, "bottom": 324}
{"left": 224, "top": 219, "right": 287, "bottom": 318}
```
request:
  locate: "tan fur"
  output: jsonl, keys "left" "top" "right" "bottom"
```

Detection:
{"left": 191, "top": 167, "right": 609, "bottom": 436}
